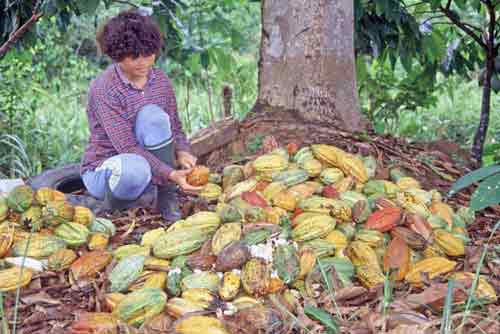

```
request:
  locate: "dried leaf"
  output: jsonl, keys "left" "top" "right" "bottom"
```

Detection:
{"left": 387, "top": 324, "right": 433, "bottom": 334}
{"left": 387, "top": 311, "right": 429, "bottom": 329}
{"left": 406, "top": 283, "right": 467, "bottom": 311}
{"left": 21, "top": 292, "right": 61, "bottom": 306}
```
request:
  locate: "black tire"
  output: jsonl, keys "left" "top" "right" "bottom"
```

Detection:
{"left": 28, "top": 163, "right": 83, "bottom": 192}
{"left": 28, "top": 163, "right": 108, "bottom": 212}
{"left": 28, "top": 163, "right": 156, "bottom": 213}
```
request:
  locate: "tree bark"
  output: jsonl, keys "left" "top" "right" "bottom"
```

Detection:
{"left": 256, "top": 0, "right": 367, "bottom": 132}
{"left": 471, "top": 1, "right": 496, "bottom": 168}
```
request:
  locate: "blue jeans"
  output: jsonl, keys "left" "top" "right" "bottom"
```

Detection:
{"left": 82, "top": 104, "right": 174, "bottom": 201}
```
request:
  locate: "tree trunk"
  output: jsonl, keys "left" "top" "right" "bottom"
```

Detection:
{"left": 471, "top": 3, "right": 496, "bottom": 168}
{"left": 472, "top": 59, "right": 492, "bottom": 167}
{"left": 256, "top": 0, "right": 367, "bottom": 131}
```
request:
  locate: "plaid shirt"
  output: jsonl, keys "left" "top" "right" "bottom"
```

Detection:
{"left": 81, "top": 63, "right": 191, "bottom": 185}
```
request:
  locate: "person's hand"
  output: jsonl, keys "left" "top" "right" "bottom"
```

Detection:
{"left": 177, "top": 151, "right": 197, "bottom": 169}
{"left": 168, "top": 168, "right": 202, "bottom": 195}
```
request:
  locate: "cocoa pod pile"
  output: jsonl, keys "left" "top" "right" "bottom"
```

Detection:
{"left": 0, "top": 142, "right": 496, "bottom": 333}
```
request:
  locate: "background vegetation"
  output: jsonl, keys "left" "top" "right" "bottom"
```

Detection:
{"left": 0, "top": 0, "right": 499, "bottom": 178}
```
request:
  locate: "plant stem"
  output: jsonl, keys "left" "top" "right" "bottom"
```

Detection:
{"left": 11, "top": 228, "right": 34, "bottom": 334}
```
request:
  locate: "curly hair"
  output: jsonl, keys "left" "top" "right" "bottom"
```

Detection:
{"left": 96, "top": 10, "right": 164, "bottom": 62}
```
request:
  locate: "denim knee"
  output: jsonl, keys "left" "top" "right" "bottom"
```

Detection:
{"left": 97, "top": 153, "right": 152, "bottom": 201}
{"left": 135, "top": 104, "right": 173, "bottom": 148}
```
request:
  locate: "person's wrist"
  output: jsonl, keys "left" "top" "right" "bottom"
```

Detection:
{"left": 167, "top": 170, "right": 177, "bottom": 182}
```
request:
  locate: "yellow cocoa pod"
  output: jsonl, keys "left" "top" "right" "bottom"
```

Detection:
{"left": 73, "top": 206, "right": 95, "bottom": 226}
{"left": 52, "top": 190, "right": 66, "bottom": 201}
{"left": 340, "top": 155, "right": 369, "bottom": 183}
{"left": 354, "top": 229, "right": 385, "bottom": 248}
{"left": 219, "top": 271, "right": 241, "bottom": 301}
{"left": 335, "top": 176, "right": 355, "bottom": 193}
{"left": 450, "top": 272, "right": 497, "bottom": 303}
{"left": 104, "top": 293, "right": 125, "bottom": 312}
{"left": 272, "top": 191, "right": 297, "bottom": 211}
{"left": 356, "top": 265, "right": 385, "bottom": 289}
{"left": 168, "top": 211, "right": 221, "bottom": 234}
{"left": 311, "top": 144, "right": 347, "bottom": 167}
{"left": 452, "top": 226, "right": 468, "bottom": 239}
{"left": 225, "top": 179, "right": 258, "bottom": 201}
{"left": 199, "top": 183, "right": 222, "bottom": 202}
{"left": 430, "top": 202, "right": 454, "bottom": 227}
{"left": 262, "top": 182, "right": 287, "bottom": 201}
{"left": 253, "top": 154, "right": 288, "bottom": 173}
{"left": 433, "top": 229, "right": 465, "bottom": 256}
{"left": 0, "top": 266, "right": 33, "bottom": 292}
{"left": 397, "top": 177, "right": 421, "bottom": 190}
{"left": 144, "top": 257, "right": 170, "bottom": 271}
{"left": 241, "top": 258, "right": 270, "bottom": 297}
{"left": 423, "top": 243, "right": 446, "bottom": 259}
{"left": 47, "top": 248, "right": 78, "bottom": 271}
{"left": 405, "top": 257, "right": 456, "bottom": 286}
{"left": 166, "top": 297, "right": 206, "bottom": 319}
{"left": 264, "top": 207, "right": 287, "bottom": 225}
{"left": 324, "top": 230, "right": 347, "bottom": 250}
{"left": 182, "top": 288, "right": 218, "bottom": 308}
{"left": 330, "top": 201, "right": 352, "bottom": 222}
{"left": 211, "top": 223, "right": 242, "bottom": 255}
{"left": 298, "top": 248, "right": 317, "bottom": 279}
{"left": 268, "top": 277, "right": 286, "bottom": 294}
{"left": 292, "top": 214, "right": 336, "bottom": 242}
{"left": 175, "top": 315, "right": 228, "bottom": 334}
{"left": 320, "top": 168, "right": 344, "bottom": 185}
{"left": 429, "top": 189, "right": 443, "bottom": 203}
{"left": 0, "top": 228, "right": 14, "bottom": 258}
{"left": 404, "top": 202, "right": 431, "bottom": 219}
{"left": 129, "top": 271, "right": 167, "bottom": 291}
{"left": 88, "top": 233, "right": 109, "bottom": 251}
{"left": 35, "top": 187, "right": 55, "bottom": 205}
{"left": 347, "top": 241, "right": 380, "bottom": 269}
{"left": 300, "top": 158, "right": 323, "bottom": 177}
{"left": 113, "top": 244, "right": 150, "bottom": 260}
{"left": 232, "top": 295, "right": 261, "bottom": 311}
{"left": 298, "top": 196, "right": 339, "bottom": 214}
{"left": 141, "top": 228, "right": 165, "bottom": 248}
{"left": 287, "top": 183, "right": 316, "bottom": 202}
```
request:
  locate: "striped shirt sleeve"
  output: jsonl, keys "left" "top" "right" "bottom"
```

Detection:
{"left": 91, "top": 87, "right": 174, "bottom": 185}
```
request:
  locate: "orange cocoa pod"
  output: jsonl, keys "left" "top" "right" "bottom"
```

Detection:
{"left": 255, "top": 180, "right": 270, "bottom": 192}
{"left": 186, "top": 166, "right": 210, "bottom": 187}
{"left": 383, "top": 237, "right": 410, "bottom": 281}
{"left": 69, "top": 312, "right": 120, "bottom": 333}
{"left": 405, "top": 213, "right": 433, "bottom": 240}
{"left": 390, "top": 226, "right": 428, "bottom": 251}
{"left": 365, "top": 207, "right": 402, "bottom": 232}
{"left": 70, "top": 250, "right": 112, "bottom": 280}
{"left": 287, "top": 142, "right": 299, "bottom": 155}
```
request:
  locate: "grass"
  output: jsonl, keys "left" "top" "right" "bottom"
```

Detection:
{"left": 0, "top": 292, "right": 9, "bottom": 334}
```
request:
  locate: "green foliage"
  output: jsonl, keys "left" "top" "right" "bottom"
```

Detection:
{"left": 0, "top": 18, "right": 97, "bottom": 177}
{"left": 0, "top": 1, "right": 259, "bottom": 177}
{"left": 304, "top": 306, "right": 339, "bottom": 334}
{"left": 449, "top": 165, "right": 500, "bottom": 211}
{"left": 358, "top": 57, "right": 440, "bottom": 133}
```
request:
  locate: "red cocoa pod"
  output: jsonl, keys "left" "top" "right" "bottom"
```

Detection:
{"left": 322, "top": 185, "right": 340, "bottom": 199}
{"left": 241, "top": 191, "right": 269, "bottom": 208}
{"left": 365, "top": 207, "right": 402, "bottom": 232}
